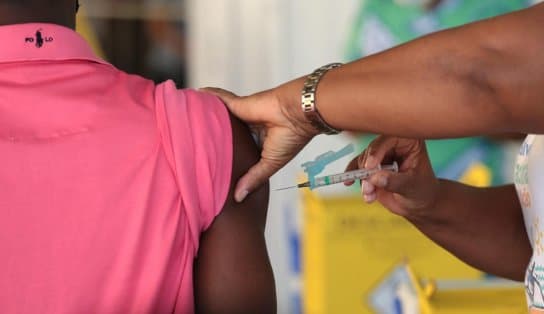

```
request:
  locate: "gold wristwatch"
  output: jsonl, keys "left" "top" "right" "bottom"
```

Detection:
{"left": 301, "top": 63, "right": 343, "bottom": 135}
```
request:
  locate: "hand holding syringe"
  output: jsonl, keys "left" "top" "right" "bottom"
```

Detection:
{"left": 275, "top": 162, "right": 398, "bottom": 191}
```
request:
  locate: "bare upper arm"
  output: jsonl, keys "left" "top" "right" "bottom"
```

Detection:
{"left": 466, "top": 3, "right": 544, "bottom": 133}
{"left": 193, "top": 112, "right": 276, "bottom": 313}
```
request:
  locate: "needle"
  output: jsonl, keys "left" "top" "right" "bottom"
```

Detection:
{"left": 274, "top": 181, "right": 311, "bottom": 191}
{"left": 274, "top": 186, "right": 298, "bottom": 191}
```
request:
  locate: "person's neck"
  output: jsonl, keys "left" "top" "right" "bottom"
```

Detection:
{"left": 0, "top": 4, "right": 75, "bottom": 29}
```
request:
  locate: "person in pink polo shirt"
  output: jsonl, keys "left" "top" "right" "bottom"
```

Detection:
{"left": 0, "top": 1, "right": 276, "bottom": 313}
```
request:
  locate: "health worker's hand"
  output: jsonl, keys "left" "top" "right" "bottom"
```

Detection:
{"left": 345, "top": 136, "right": 440, "bottom": 219}
{"left": 203, "top": 86, "right": 318, "bottom": 202}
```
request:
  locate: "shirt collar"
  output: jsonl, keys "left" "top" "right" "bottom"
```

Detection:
{"left": 0, "top": 23, "right": 109, "bottom": 66}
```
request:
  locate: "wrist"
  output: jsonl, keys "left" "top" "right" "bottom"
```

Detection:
{"left": 274, "top": 77, "right": 320, "bottom": 138}
{"left": 275, "top": 62, "right": 344, "bottom": 138}
{"left": 405, "top": 178, "right": 446, "bottom": 227}
{"left": 301, "top": 63, "right": 343, "bottom": 135}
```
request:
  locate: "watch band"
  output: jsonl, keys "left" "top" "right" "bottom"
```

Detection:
{"left": 301, "top": 63, "right": 343, "bottom": 135}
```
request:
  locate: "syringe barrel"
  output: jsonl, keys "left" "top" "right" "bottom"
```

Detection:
{"left": 313, "top": 169, "right": 374, "bottom": 187}
{"left": 312, "top": 162, "right": 398, "bottom": 188}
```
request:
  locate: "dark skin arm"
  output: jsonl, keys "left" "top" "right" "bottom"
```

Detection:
{"left": 194, "top": 113, "right": 276, "bottom": 314}
{"left": 412, "top": 181, "right": 531, "bottom": 281}
{"left": 347, "top": 136, "right": 531, "bottom": 281}
{"left": 207, "top": 4, "right": 542, "bottom": 280}
{"left": 295, "top": 3, "right": 544, "bottom": 137}
{"left": 208, "top": 3, "right": 544, "bottom": 200}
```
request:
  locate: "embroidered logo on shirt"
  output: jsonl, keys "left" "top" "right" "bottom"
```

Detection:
{"left": 24, "top": 29, "right": 53, "bottom": 48}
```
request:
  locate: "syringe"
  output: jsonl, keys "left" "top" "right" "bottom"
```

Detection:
{"left": 275, "top": 162, "right": 398, "bottom": 191}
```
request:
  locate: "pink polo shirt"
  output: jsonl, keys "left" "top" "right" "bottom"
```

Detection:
{"left": 0, "top": 23, "right": 232, "bottom": 313}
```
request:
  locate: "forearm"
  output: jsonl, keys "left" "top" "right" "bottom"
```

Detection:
{"left": 278, "top": 4, "right": 544, "bottom": 137}
{"left": 408, "top": 180, "right": 531, "bottom": 280}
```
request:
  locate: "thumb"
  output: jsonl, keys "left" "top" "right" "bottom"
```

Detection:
{"left": 368, "top": 170, "right": 412, "bottom": 195}
{"left": 364, "top": 136, "right": 399, "bottom": 169}
{"left": 235, "top": 158, "right": 280, "bottom": 202}
{"left": 201, "top": 87, "right": 260, "bottom": 123}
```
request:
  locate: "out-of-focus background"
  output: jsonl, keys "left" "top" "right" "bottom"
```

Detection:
{"left": 77, "top": 1, "right": 541, "bottom": 313}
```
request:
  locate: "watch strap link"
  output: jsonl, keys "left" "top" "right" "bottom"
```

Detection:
{"left": 301, "top": 63, "right": 343, "bottom": 135}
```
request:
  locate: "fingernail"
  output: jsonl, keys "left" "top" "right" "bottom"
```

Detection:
{"left": 364, "top": 193, "right": 377, "bottom": 203}
{"left": 236, "top": 190, "right": 249, "bottom": 202}
{"left": 344, "top": 180, "right": 355, "bottom": 186}
{"left": 362, "top": 181, "right": 374, "bottom": 194}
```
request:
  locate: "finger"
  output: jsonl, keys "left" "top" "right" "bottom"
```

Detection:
{"left": 345, "top": 155, "right": 360, "bottom": 172}
{"left": 359, "top": 149, "right": 369, "bottom": 169}
{"left": 368, "top": 170, "right": 412, "bottom": 195}
{"left": 364, "top": 136, "right": 399, "bottom": 169}
{"left": 362, "top": 180, "right": 375, "bottom": 195}
{"left": 235, "top": 159, "right": 281, "bottom": 202}
{"left": 344, "top": 150, "right": 368, "bottom": 186}
{"left": 344, "top": 154, "right": 362, "bottom": 185}
{"left": 364, "top": 192, "right": 377, "bottom": 203}
{"left": 361, "top": 180, "right": 377, "bottom": 203}
{"left": 201, "top": 87, "right": 238, "bottom": 102}
{"left": 201, "top": 87, "right": 261, "bottom": 123}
